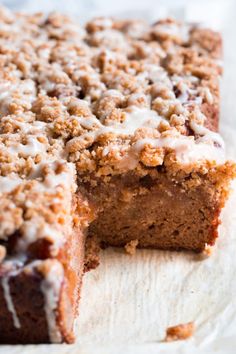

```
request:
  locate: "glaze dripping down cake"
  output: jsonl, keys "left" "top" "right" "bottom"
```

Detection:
{"left": 0, "top": 6, "right": 235, "bottom": 343}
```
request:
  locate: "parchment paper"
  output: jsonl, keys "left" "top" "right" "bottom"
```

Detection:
{"left": 0, "top": 0, "right": 236, "bottom": 353}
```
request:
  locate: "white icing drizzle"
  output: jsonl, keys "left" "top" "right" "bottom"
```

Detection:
{"left": 135, "top": 135, "right": 225, "bottom": 164}
{"left": 67, "top": 106, "right": 166, "bottom": 152}
{"left": 13, "top": 161, "right": 76, "bottom": 255}
{"left": 18, "top": 220, "right": 62, "bottom": 254}
{"left": 1, "top": 275, "right": 21, "bottom": 329}
{"left": 0, "top": 258, "right": 63, "bottom": 340}
{"left": 113, "top": 107, "right": 164, "bottom": 135}
{"left": 153, "top": 22, "right": 190, "bottom": 42}
{"left": 67, "top": 103, "right": 225, "bottom": 170}
{"left": 190, "top": 121, "right": 225, "bottom": 148}
{"left": 0, "top": 161, "right": 75, "bottom": 197}
{"left": 40, "top": 261, "right": 64, "bottom": 343}
{"left": 144, "top": 64, "right": 172, "bottom": 87}
{"left": 0, "top": 79, "right": 36, "bottom": 116}
{"left": 0, "top": 175, "right": 22, "bottom": 194}
{"left": 91, "top": 17, "right": 113, "bottom": 29}
{"left": 1, "top": 116, "right": 47, "bottom": 135}
{"left": 93, "top": 29, "right": 127, "bottom": 50}
{"left": 6, "top": 136, "right": 47, "bottom": 158}
{"left": 116, "top": 126, "right": 225, "bottom": 171}
{"left": 201, "top": 87, "right": 214, "bottom": 105}
{"left": 171, "top": 75, "right": 203, "bottom": 105}
{"left": 0, "top": 161, "right": 76, "bottom": 256}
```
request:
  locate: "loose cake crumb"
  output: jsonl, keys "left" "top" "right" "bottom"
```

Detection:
{"left": 124, "top": 239, "right": 139, "bottom": 255}
{"left": 165, "top": 322, "right": 195, "bottom": 342}
{"left": 202, "top": 245, "right": 214, "bottom": 257}
{"left": 196, "top": 244, "right": 214, "bottom": 260}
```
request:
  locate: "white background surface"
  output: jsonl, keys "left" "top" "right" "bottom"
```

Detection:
{"left": 1, "top": 0, "right": 236, "bottom": 353}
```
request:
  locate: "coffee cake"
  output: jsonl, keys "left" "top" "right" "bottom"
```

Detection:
{"left": 0, "top": 6, "right": 235, "bottom": 343}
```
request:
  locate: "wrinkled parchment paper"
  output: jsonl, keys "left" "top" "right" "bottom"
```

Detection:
{"left": 1, "top": 0, "right": 236, "bottom": 353}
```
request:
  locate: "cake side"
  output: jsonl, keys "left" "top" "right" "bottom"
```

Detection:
{"left": 85, "top": 162, "right": 234, "bottom": 252}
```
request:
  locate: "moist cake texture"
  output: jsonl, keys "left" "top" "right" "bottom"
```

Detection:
{"left": 0, "top": 6, "right": 235, "bottom": 343}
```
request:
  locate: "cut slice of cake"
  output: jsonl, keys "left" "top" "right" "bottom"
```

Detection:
{"left": 0, "top": 7, "right": 235, "bottom": 343}
{"left": 0, "top": 161, "right": 91, "bottom": 343}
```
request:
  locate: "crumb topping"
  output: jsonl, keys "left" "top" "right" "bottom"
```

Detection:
{"left": 0, "top": 161, "right": 76, "bottom": 258}
{"left": 0, "top": 7, "right": 227, "bottom": 263}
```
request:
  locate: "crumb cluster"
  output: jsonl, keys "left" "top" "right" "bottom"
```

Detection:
{"left": 165, "top": 322, "right": 195, "bottom": 341}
